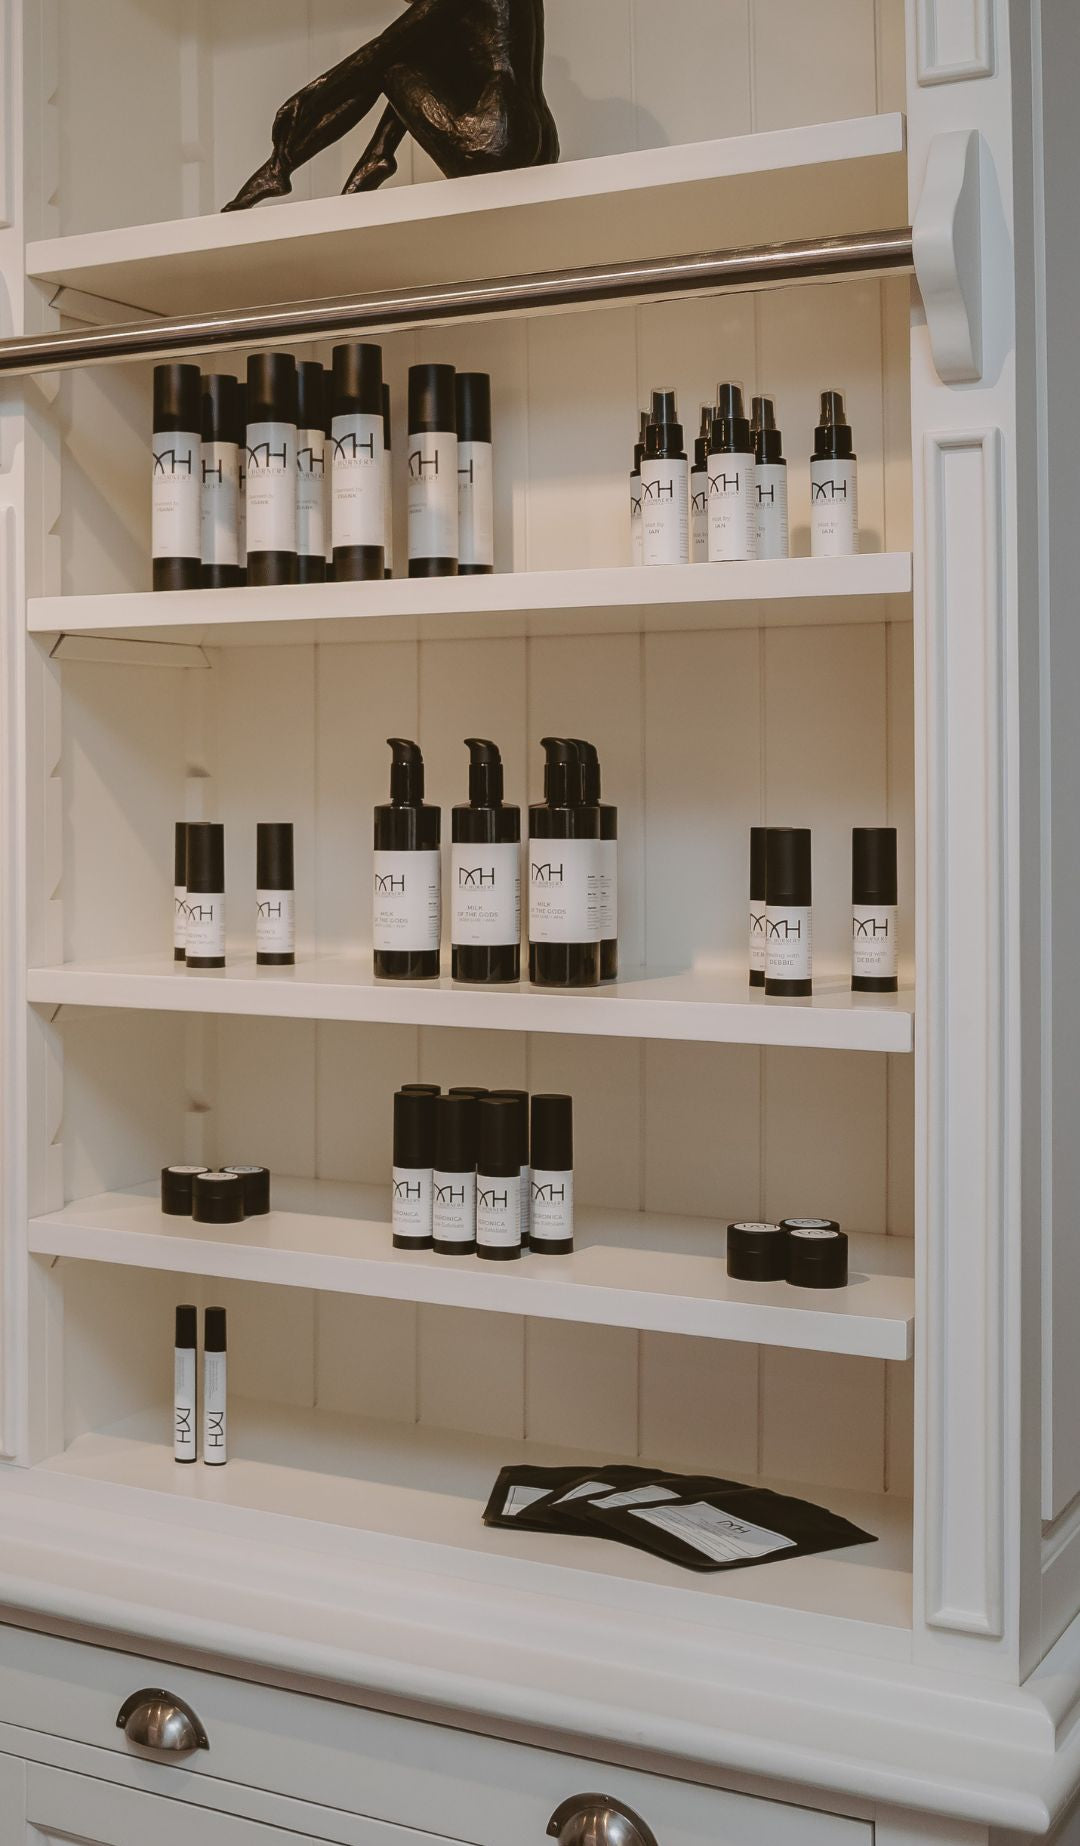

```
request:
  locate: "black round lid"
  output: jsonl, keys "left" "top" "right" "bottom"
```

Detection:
{"left": 726, "top": 1221, "right": 788, "bottom": 1282}
{"left": 401, "top": 1082, "right": 441, "bottom": 1095}
{"left": 224, "top": 1165, "right": 271, "bottom": 1214}
{"left": 297, "top": 360, "right": 326, "bottom": 429}
{"left": 394, "top": 1090, "right": 437, "bottom": 1167}
{"left": 194, "top": 1169, "right": 243, "bottom": 1201}
{"left": 490, "top": 1089, "right": 528, "bottom": 1164}
{"left": 161, "top": 1165, "right": 208, "bottom": 1213}
{"left": 332, "top": 343, "right": 383, "bottom": 416}
{"left": 448, "top": 1086, "right": 489, "bottom": 1100}
{"left": 477, "top": 1096, "right": 519, "bottom": 1174}
{"left": 786, "top": 1224, "right": 848, "bottom": 1289}
{"left": 246, "top": 351, "right": 298, "bottom": 424}
{"left": 455, "top": 372, "right": 492, "bottom": 444}
{"left": 174, "top": 820, "right": 188, "bottom": 885}
{"left": 711, "top": 381, "right": 751, "bottom": 452}
{"left": 175, "top": 1303, "right": 197, "bottom": 1346}
{"left": 201, "top": 373, "right": 242, "bottom": 444}
{"left": 852, "top": 827, "right": 897, "bottom": 904}
{"left": 256, "top": 822, "right": 294, "bottom": 889}
{"left": 766, "top": 827, "right": 811, "bottom": 906}
{"left": 205, "top": 1305, "right": 227, "bottom": 1351}
{"left": 750, "top": 826, "right": 767, "bottom": 901}
{"left": 530, "top": 1093, "right": 572, "bottom": 1170}
{"left": 409, "top": 362, "right": 456, "bottom": 432}
{"left": 154, "top": 363, "right": 201, "bottom": 427}
{"left": 435, "top": 1094, "right": 478, "bottom": 1171}
{"left": 185, "top": 821, "right": 224, "bottom": 893}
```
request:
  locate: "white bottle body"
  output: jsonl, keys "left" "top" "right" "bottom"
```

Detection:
{"left": 477, "top": 1171, "right": 522, "bottom": 1253}
{"left": 185, "top": 892, "right": 226, "bottom": 962}
{"left": 630, "top": 475, "right": 643, "bottom": 565}
{"left": 749, "top": 899, "right": 767, "bottom": 980}
{"left": 852, "top": 904, "right": 898, "bottom": 982}
{"left": 433, "top": 1169, "right": 476, "bottom": 1247}
{"left": 174, "top": 1347, "right": 197, "bottom": 1462}
{"left": 707, "top": 451, "right": 756, "bottom": 561}
{"left": 372, "top": 849, "right": 442, "bottom": 954}
{"left": 640, "top": 456, "right": 689, "bottom": 565}
{"left": 765, "top": 904, "right": 813, "bottom": 985}
{"left": 451, "top": 841, "right": 520, "bottom": 947}
{"left": 173, "top": 885, "right": 187, "bottom": 956}
{"left": 203, "top": 1351, "right": 227, "bottom": 1466}
{"left": 458, "top": 439, "right": 494, "bottom": 569}
{"left": 296, "top": 424, "right": 327, "bottom": 563}
{"left": 153, "top": 429, "right": 201, "bottom": 561}
{"left": 246, "top": 420, "right": 296, "bottom": 555}
{"left": 690, "top": 465, "right": 709, "bottom": 562}
{"left": 528, "top": 837, "right": 604, "bottom": 944}
{"left": 810, "top": 457, "right": 858, "bottom": 556}
{"left": 201, "top": 439, "right": 240, "bottom": 568}
{"left": 408, "top": 429, "right": 459, "bottom": 564}
{"left": 331, "top": 412, "right": 384, "bottom": 551}
{"left": 393, "top": 1166, "right": 434, "bottom": 1243}
{"left": 529, "top": 1169, "right": 574, "bottom": 1246}
{"left": 754, "top": 462, "right": 789, "bottom": 560}
{"left": 256, "top": 888, "right": 295, "bottom": 957}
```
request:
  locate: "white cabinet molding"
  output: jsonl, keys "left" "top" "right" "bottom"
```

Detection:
{"left": 916, "top": 0, "right": 996, "bottom": 86}
{"left": 0, "top": 1, "right": 10, "bottom": 228}
{"left": 913, "top": 130, "right": 984, "bottom": 385}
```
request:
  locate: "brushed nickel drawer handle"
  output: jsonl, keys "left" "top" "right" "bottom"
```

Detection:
{"left": 547, "top": 1794, "right": 658, "bottom": 1846}
{"left": 116, "top": 1688, "right": 209, "bottom": 1754}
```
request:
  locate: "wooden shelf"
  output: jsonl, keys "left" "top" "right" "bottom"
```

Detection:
{"left": 26, "top": 958, "right": 916, "bottom": 1052}
{"left": 29, "top": 1177, "right": 914, "bottom": 1360}
{"left": 27, "top": 115, "right": 907, "bottom": 316}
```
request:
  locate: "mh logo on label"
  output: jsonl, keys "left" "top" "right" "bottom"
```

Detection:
{"left": 247, "top": 440, "right": 289, "bottom": 469}
{"left": 458, "top": 459, "right": 476, "bottom": 486}
{"left": 853, "top": 916, "right": 890, "bottom": 937}
{"left": 202, "top": 456, "right": 224, "bottom": 485}
{"left": 459, "top": 866, "right": 496, "bottom": 888}
{"left": 749, "top": 908, "right": 766, "bottom": 935}
{"left": 435, "top": 1183, "right": 465, "bottom": 1207}
{"left": 332, "top": 432, "right": 374, "bottom": 462}
{"left": 408, "top": 449, "right": 441, "bottom": 479}
{"left": 187, "top": 901, "right": 216, "bottom": 923}
{"left": 757, "top": 482, "right": 775, "bottom": 505}
{"left": 298, "top": 444, "right": 325, "bottom": 475}
{"left": 153, "top": 446, "right": 194, "bottom": 476}
{"left": 710, "top": 472, "right": 741, "bottom": 494}
{"left": 812, "top": 478, "right": 849, "bottom": 501}
{"left": 531, "top": 1181, "right": 565, "bottom": 1204}
{"left": 206, "top": 1413, "right": 225, "bottom": 1449}
{"left": 691, "top": 488, "right": 708, "bottom": 515}
{"left": 394, "top": 1179, "right": 422, "bottom": 1201}
{"left": 257, "top": 899, "right": 283, "bottom": 920}
{"left": 478, "top": 1187, "right": 508, "bottom": 1210}
{"left": 376, "top": 874, "right": 406, "bottom": 895}
{"left": 174, "top": 1407, "right": 192, "bottom": 1440}
{"left": 532, "top": 862, "right": 564, "bottom": 884}
{"left": 767, "top": 917, "right": 802, "bottom": 940}
{"left": 642, "top": 478, "right": 675, "bottom": 502}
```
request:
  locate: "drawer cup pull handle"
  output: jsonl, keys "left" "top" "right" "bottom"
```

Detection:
{"left": 116, "top": 1688, "right": 209, "bottom": 1754}
{"left": 547, "top": 1795, "right": 658, "bottom": 1846}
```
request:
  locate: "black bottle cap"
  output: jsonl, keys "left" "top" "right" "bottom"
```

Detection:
{"left": 174, "top": 821, "right": 188, "bottom": 886}
{"left": 256, "top": 822, "right": 294, "bottom": 889}
{"left": 205, "top": 1305, "right": 227, "bottom": 1351}
{"left": 388, "top": 737, "right": 425, "bottom": 803}
{"left": 726, "top": 1221, "right": 788, "bottom": 1282}
{"left": 297, "top": 360, "right": 326, "bottom": 430}
{"left": 448, "top": 1086, "right": 489, "bottom": 1099}
{"left": 394, "top": 1089, "right": 437, "bottom": 1167}
{"left": 409, "top": 362, "right": 456, "bottom": 433}
{"left": 237, "top": 381, "right": 247, "bottom": 435}
{"left": 192, "top": 1169, "right": 246, "bottom": 1223}
{"left": 455, "top": 372, "right": 491, "bottom": 444}
{"left": 766, "top": 827, "right": 811, "bottom": 906}
{"left": 644, "top": 387, "right": 683, "bottom": 459}
{"left": 477, "top": 1096, "right": 519, "bottom": 1175}
{"left": 382, "top": 381, "right": 392, "bottom": 448}
{"left": 750, "top": 826, "right": 767, "bottom": 902}
{"left": 490, "top": 1089, "right": 529, "bottom": 1164}
{"left": 694, "top": 403, "right": 713, "bottom": 470}
{"left": 154, "top": 363, "right": 201, "bottom": 429}
{"left": 814, "top": 388, "right": 854, "bottom": 459}
{"left": 332, "top": 343, "right": 383, "bottom": 416}
{"left": 752, "top": 393, "right": 784, "bottom": 465}
{"left": 571, "top": 739, "right": 602, "bottom": 804}
{"left": 633, "top": 407, "right": 649, "bottom": 472}
{"left": 162, "top": 1165, "right": 208, "bottom": 1215}
{"left": 202, "top": 374, "right": 241, "bottom": 444}
{"left": 711, "top": 381, "right": 751, "bottom": 452}
{"left": 401, "top": 1082, "right": 441, "bottom": 1095}
{"left": 852, "top": 827, "right": 897, "bottom": 904}
{"left": 435, "top": 1094, "right": 478, "bottom": 1171}
{"left": 531, "top": 1093, "right": 573, "bottom": 1169}
{"left": 246, "top": 352, "right": 298, "bottom": 425}
{"left": 175, "top": 1303, "right": 197, "bottom": 1347}
{"left": 224, "top": 1164, "right": 271, "bottom": 1214}
{"left": 541, "top": 737, "right": 584, "bottom": 806}
{"left": 185, "top": 821, "right": 224, "bottom": 894}
{"left": 785, "top": 1222, "right": 848, "bottom": 1289}
{"left": 466, "top": 737, "right": 504, "bottom": 806}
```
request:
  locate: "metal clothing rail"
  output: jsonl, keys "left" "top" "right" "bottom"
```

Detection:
{"left": 0, "top": 228, "right": 913, "bottom": 376}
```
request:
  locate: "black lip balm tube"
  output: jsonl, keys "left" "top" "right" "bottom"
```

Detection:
{"left": 296, "top": 361, "right": 327, "bottom": 584}
{"left": 256, "top": 821, "right": 295, "bottom": 966}
{"left": 455, "top": 372, "right": 494, "bottom": 575}
{"left": 174, "top": 820, "right": 188, "bottom": 962}
{"left": 528, "top": 1093, "right": 574, "bottom": 1254}
{"left": 432, "top": 1094, "right": 478, "bottom": 1255}
{"left": 185, "top": 822, "right": 226, "bottom": 969}
{"left": 408, "top": 363, "right": 458, "bottom": 577}
{"left": 852, "top": 826, "right": 898, "bottom": 993}
{"left": 373, "top": 739, "right": 442, "bottom": 980}
{"left": 528, "top": 739, "right": 601, "bottom": 989}
{"left": 490, "top": 1088, "right": 529, "bottom": 1247}
{"left": 476, "top": 1098, "right": 522, "bottom": 1261}
{"left": 573, "top": 740, "right": 617, "bottom": 982}
{"left": 201, "top": 374, "right": 243, "bottom": 589}
{"left": 382, "top": 381, "right": 394, "bottom": 579}
{"left": 245, "top": 352, "right": 297, "bottom": 586}
{"left": 451, "top": 738, "right": 521, "bottom": 985}
{"left": 765, "top": 826, "right": 812, "bottom": 998}
{"left": 749, "top": 825, "right": 766, "bottom": 988}
{"left": 393, "top": 1088, "right": 437, "bottom": 1249}
{"left": 331, "top": 343, "right": 385, "bottom": 582}
{"left": 153, "top": 363, "right": 202, "bottom": 592}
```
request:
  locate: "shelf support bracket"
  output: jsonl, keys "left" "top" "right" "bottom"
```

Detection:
{"left": 912, "top": 128, "right": 986, "bottom": 385}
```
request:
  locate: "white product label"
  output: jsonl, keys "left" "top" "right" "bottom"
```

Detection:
{"left": 591, "top": 1483, "right": 679, "bottom": 1509}
{"left": 598, "top": 837, "right": 618, "bottom": 939}
{"left": 331, "top": 412, "right": 383, "bottom": 551}
{"left": 641, "top": 456, "right": 689, "bottom": 566}
{"left": 504, "top": 1483, "right": 548, "bottom": 1515}
{"left": 203, "top": 1352, "right": 227, "bottom": 1466}
{"left": 458, "top": 440, "right": 494, "bottom": 568}
{"left": 296, "top": 425, "right": 327, "bottom": 559}
{"left": 246, "top": 421, "right": 296, "bottom": 554}
{"left": 237, "top": 449, "right": 247, "bottom": 566}
{"left": 755, "top": 463, "right": 789, "bottom": 560}
{"left": 552, "top": 1478, "right": 611, "bottom": 1505}
{"left": 451, "top": 841, "right": 520, "bottom": 947}
{"left": 529, "top": 1168, "right": 574, "bottom": 1245}
{"left": 790, "top": 1225, "right": 839, "bottom": 1240}
{"left": 185, "top": 892, "right": 226, "bottom": 961}
{"left": 707, "top": 452, "right": 756, "bottom": 561}
{"left": 765, "top": 904, "right": 812, "bottom": 983}
{"left": 152, "top": 429, "right": 201, "bottom": 560}
{"left": 256, "top": 888, "right": 295, "bottom": 956}
{"left": 174, "top": 884, "right": 187, "bottom": 954}
{"left": 382, "top": 443, "right": 394, "bottom": 573}
{"left": 810, "top": 457, "right": 858, "bottom": 556}
{"left": 477, "top": 1171, "right": 522, "bottom": 1250}
{"left": 749, "top": 900, "right": 767, "bottom": 976}
{"left": 393, "top": 1165, "right": 433, "bottom": 1242}
{"left": 408, "top": 429, "right": 458, "bottom": 562}
{"left": 433, "top": 1168, "right": 476, "bottom": 1246}
{"left": 528, "top": 836, "right": 604, "bottom": 944}
{"left": 852, "top": 904, "right": 897, "bottom": 980}
{"left": 630, "top": 478, "right": 643, "bottom": 565}
{"left": 173, "top": 1348, "right": 196, "bottom": 1462}
{"left": 201, "top": 440, "right": 239, "bottom": 568}
{"left": 690, "top": 465, "right": 709, "bottom": 562}
{"left": 630, "top": 1500, "right": 796, "bottom": 1564}
{"left": 373, "top": 850, "right": 441, "bottom": 953}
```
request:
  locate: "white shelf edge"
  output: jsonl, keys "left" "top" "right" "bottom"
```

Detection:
{"left": 28, "top": 1182, "right": 914, "bottom": 1361}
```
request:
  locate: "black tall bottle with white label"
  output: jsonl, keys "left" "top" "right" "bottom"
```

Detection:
{"left": 236, "top": 381, "right": 247, "bottom": 584}
{"left": 408, "top": 363, "right": 458, "bottom": 577}
{"left": 296, "top": 361, "right": 327, "bottom": 584}
{"left": 201, "top": 374, "right": 242, "bottom": 589}
{"left": 708, "top": 381, "right": 756, "bottom": 562}
{"left": 373, "top": 739, "right": 441, "bottom": 980}
{"left": 393, "top": 1087, "right": 436, "bottom": 1249}
{"left": 749, "top": 824, "right": 766, "bottom": 988}
{"left": 752, "top": 393, "right": 789, "bottom": 560}
{"left": 852, "top": 826, "right": 898, "bottom": 992}
{"left": 529, "top": 738, "right": 601, "bottom": 989}
{"left": 641, "top": 389, "right": 689, "bottom": 566}
{"left": 573, "top": 739, "right": 617, "bottom": 982}
{"left": 452, "top": 738, "right": 520, "bottom": 985}
{"left": 381, "top": 382, "right": 394, "bottom": 579}
{"left": 432, "top": 1094, "right": 477, "bottom": 1256}
{"left": 256, "top": 822, "right": 295, "bottom": 966}
{"left": 153, "top": 363, "right": 202, "bottom": 592}
{"left": 810, "top": 389, "right": 858, "bottom": 556}
{"left": 174, "top": 820, "right": 187, "bottom": 962}
{"left": 476, "top": 1098, "right": 522, "bottom": 1261}
{"left": 331, "top": 343, "right": 384, "bottom": 581}
{"left": 765, "top": 826, "right": 812, "bottom": 998}
{"left": 456, "top": 372, "right": 494, "bottom": 575}
{"left": 245, "top": 352, "right": 297, "bottom": 586}
{"left": 185, "top": 821, "right": 226, "bottom": 970}
{"left": 529, "top": 1092, "right": 574, "bottom": 1254}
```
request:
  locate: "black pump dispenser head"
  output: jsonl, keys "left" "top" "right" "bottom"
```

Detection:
{"left": 465, "top": 737, "right": 504, "bottom": 806}
{"left": 752, "top": 393, "right": 784, "bottom": 464}
{"left": 387, "top": 737, "right": 424, "bottom": 804}
{"left": 571, "top": 738, "right": 602, "bottom": 804}
{"left": 541, "top": 737, "right": 584, "bottom": 806}
{"left": 712, "top": 381, "right": 751, "bottom": 451}
{"left": 645, "top": 388, "right": 683, "bottom": 459}
{"left": 814, "top": 388, "right": 854, "bottom": 458}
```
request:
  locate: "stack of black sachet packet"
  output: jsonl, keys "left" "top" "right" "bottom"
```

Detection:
{"left": 483, "top": 1463, "right": 875, "bottom": 1573}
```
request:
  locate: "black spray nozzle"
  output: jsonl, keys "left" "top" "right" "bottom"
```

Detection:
{"left": 540, "top": 737, "right": 584, "bottom": 806}
{"left": 465, "top": 737, "right": 504, "bottom": 806}
{"left": 752, "top": 393, "right": 783, "bottom": 464}
{"left": 752, "top": 395, "right": 776, "bottom": 434}
{"left": 571, "top": 738, "right": 601, "bottom": 804}
{"left": 814, "top": 388, "right": 854, "bottom": 458}
{"left": 819, "top": 389, "right": 849, "bottom": 429}
{"left": 645, "top": 388, "right": 683, "bottom": 459}
{"left": 711, "top": 381, "right": 751, "bottom": 451}
{"left": 387, "top": 737, "right": 425, "bottom": 803}
{"left": 649, "top": 388, "right": 678, "bottom": 426}
{"left": 695, "top": 402, "right": 714, "bottom": 469}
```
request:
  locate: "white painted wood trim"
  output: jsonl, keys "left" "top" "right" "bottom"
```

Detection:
{"left": 912, "top": 130, "right": 984, "bottom": 384}
{"left": 916, "top": 0, "right": 996, "bottom": 87}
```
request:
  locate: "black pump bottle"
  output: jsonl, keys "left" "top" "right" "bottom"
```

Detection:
{"left": 373, "top": 739, "right": 442, "bottom": 981}
{"left": 528, "top": 738, "right": 601, "bottom": 989}
{"left": 572, "top": 739, "right": 617, "bottom": 982}
{"left": 452, "top": 739, "right": 521, "bottom": 986}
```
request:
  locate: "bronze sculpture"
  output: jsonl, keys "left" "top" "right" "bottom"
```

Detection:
{"left": 224, "top": 0, "right": 559, "bottom": 212}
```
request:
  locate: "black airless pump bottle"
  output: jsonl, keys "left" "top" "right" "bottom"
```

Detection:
{"left": 331, "top": 342, "right": 385, "bottom": 582}
{"left": 528, "top": 738, "right": 601, "bottom": 989}
{"left": 245, "top": 352, "right": 298, "bottom": 586}
{"left": 201, "top": 374, "right": 243, "bottom": 589}
{"left": 572, "top": 740, "right": 617, "bottom": 982}
{"left": 153, "top": 363, "right": 202, "bottom": 592}
{"left": 451, "top": 738, "right": 521, "bottom": 985}
{"left": 372, "top": 739, "right": 442, "bottom": 981}
{"left": 295, "top": 360, "right": 328, "bottom": 584}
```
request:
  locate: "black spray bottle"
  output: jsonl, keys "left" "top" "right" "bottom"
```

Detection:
{"left": 641, "top": 389, "right": 689, "bottom": 566}
{"left": 691, "top": 404, "right": 711, "bottom": 563}
{"left": 152, "top": 363, "right": 202, "bottom": 592}
{"left": 752, "top": 393, "right": 789, "bottom": 560}
{"left": 810, "top": 389, "right": 858, "bottom": 557}
{"left": 331, "top": 343, "right": 385, "bottom": 581}
{"left": 201, "top": 374, "right": 242, "bottom": 588}
{"left": 765, "top": 826, "right": 812, "bottom": 998}
{"left": 451, "top": 738, "right": 521, "bottom": 985}
{"left": 476, "top": 1097, "right": 522, "bottom": 1261}
{"left": 456, "top": 372, "right": 494, "bottom": 575}
{"left": 630, "top": 409, "right": 647, "bottom": 566}
{"left": 408, "top": 363, "right": 458, "bottom": 576}
{"left": 373, "top": 739, "right": 441, "bottom": 980}
{"left": 245, "top": 352, "right": 297, "bottom": 585}
{"left": 573, "top": 739, "right": 617, "bottom": 981}
{"left": 296, "top": 360, "right": 327, "bottom": 584}
{"left": 708, "top": 381, "right": 756, "bottom": 562}
{"left": 852, "top": 826, "right": 898, "bottom": 993}
{"left": 528, "top": 738, "right": 601, "bottom": 989}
